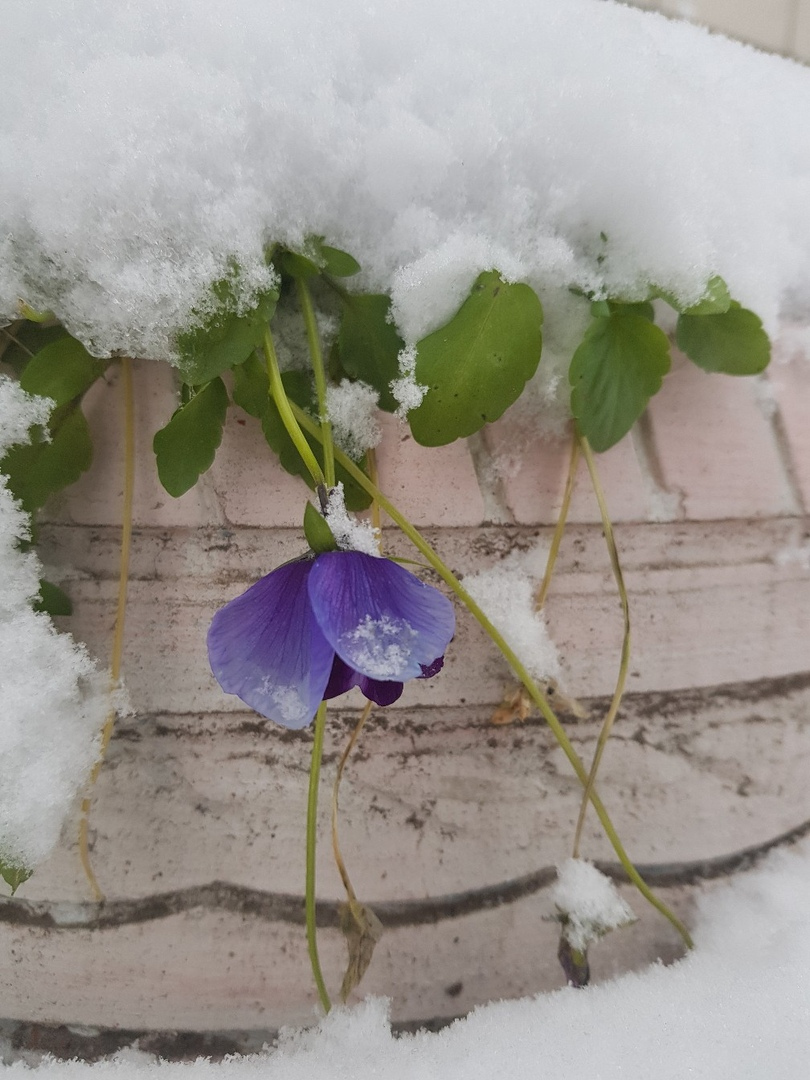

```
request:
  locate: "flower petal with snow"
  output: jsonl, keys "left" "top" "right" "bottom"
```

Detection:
{"left": 207, "top": 557, "right": 334, "bottom": 729}
{"left": 308, "top": 552, "right": 455, "bottom": 682}
{"left": 208, "top": 551, "right": 455, "bottom": 727}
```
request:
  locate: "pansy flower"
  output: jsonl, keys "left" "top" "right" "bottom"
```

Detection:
{"left": 207, "top": 550, "right": 455, "bottom": 728}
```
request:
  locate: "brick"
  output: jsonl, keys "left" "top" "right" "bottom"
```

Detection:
{"left": 766, "top": 356, "right": 810, "bottom": 514}
{"left": 646, "top": 354, "right": 794, "bottom": 520}
{"left": 796, "top": 0, "right": 810, "bottom": 61}
{"left": 208, "top": 408, "right": 307, "bottom": 528}
{"left": 45, "top": 359, "right": 224, "bottom": 528}
{"left": 640, "top": 0, "right": 795, "bottom": 53}
{"left": 484, "top": 416, "right": 648, "bottom": 525}
{"left": 374, "top": 412, "right": 486, "bottom": 527}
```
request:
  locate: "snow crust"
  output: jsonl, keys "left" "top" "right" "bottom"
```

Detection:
{"left": 5, "top": 841, "right": 810, "bottom": 1075}
{"left": 2, "top": 0, "right": 810, "bottom": 364}
{"left": 0, "top": 379, "right": 109, "bottom": 869}
{"left": 462, "top": 547, "right": 560, "bottom": 684}
{"left": 552, "top": 858, "right": 635, "bottom": 952}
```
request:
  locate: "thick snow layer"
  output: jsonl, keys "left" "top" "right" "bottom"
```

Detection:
{"left": 0, "top": 378, "right": 108, "bottom": 869}
{"left": 5, "top": 841, "right": 810, "bottom": 1075}
{"left": 2, "top": 0, "right": 810, "bottom": 362}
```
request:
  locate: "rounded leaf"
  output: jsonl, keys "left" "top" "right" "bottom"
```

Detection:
{"left": 569, "top": 311, "right": 671, "bottom": 452}
{"left": 408, "top": 271, "right": 543, "bottom": 446}
{"left": 676, "top": 302, "right": 770, "bottom": 375}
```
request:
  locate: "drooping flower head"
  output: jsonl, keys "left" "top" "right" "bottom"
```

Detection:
{"left": 207, "top": 547, "right": 455, "bottom": 728}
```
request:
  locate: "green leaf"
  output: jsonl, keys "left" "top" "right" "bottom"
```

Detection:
{"left": 233, "top": 356, "right": 372, "bottom": 510}
{"left": 175, "top": 277, "right": 278, "bottom": 385}
{"left": 676, "top": 302, "right": 770, "bottom": 375}
{"left": 609, "top": 300, "right": 655, "bottom": 322}
{"left": 20, "top": 336, "right": 108, "bottom": 408}
{"left": 231, "top": 352, "right": 269, "bottom": 418}
{"left": 337, "top": 294, "right": 405, "bottom": 413}
{"left": 303, "top": 501, "right": 338, "bottom": 553}
{"left": 279, "top": 239, "right": 361, "bottom": 280}
{"left": 320, "top": 245, "right": 361, "bottom": 277}
{"left": 653, "top": 274, "right": 732, "bottom": 316}
{"left": 408, "top": 271, "right": 543, "bottom": 446}
{"left": 279, "top": 251, "right": 322, "bottom": 280}
{"left": 569, "top": 311, "right": 671, "bottom": 452}
{"left": 261, "top": 372, "right": 372, "bottom": 511}
{"left": 34, "top": 579, "right": 72, "bottom": 617}
{"left": 0, "top": 859, "right": 32, "bottom": 895}
{"left": 0, "top": 324, "right": 71, "bottom": 376}
{"left": 18, "top": 301, "right": 55, "bottom": 324}
{"left": 154, "top": 377, "right": 229, "bottom": 497}
{"left": 1, "top": 403, "right": 93, "bottom": 513}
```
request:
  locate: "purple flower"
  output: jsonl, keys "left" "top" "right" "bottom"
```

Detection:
{"left": 207, "top": 551, "right": 455, "bottom": 728}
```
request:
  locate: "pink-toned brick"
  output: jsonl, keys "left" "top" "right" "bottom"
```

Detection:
{"left": 374, "top": 412, "right": 486, "bottom": 526}
{"left": 646, "top": 354, "right": 794, "bottom": 520}
{"left": 484, "top": 416, "right": 648, "bottom": 525}
{"left": 209, "top": 408, "right": 307, "bottom": 527}
{"left": 766, "top": 357, "right": 810, "bottom": 514}
{"left": 46, "top": 359, "right": 223, "bottom": 528}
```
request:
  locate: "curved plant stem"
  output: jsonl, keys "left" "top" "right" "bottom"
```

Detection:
{"left": 572, "top": 436, "right": 631, "bottom": 859}
{"left": 78, "top": 357, "right": 135, "bottom": 901}
{"left": 306, "top": 702, "right": 332, "bottom": 1013}
{"left": 263, "top": 328, "right": 326, "bottom": 491}
{"left": 366, "top": 447, "right": 382, "bottom": 543}
{"left": 291, "top": 402, "right": 693, "bottom": 950}
{"left": 331, "top": 700, "right": 373, "bottom": 903}
{"left": 296, "top": 278, "right": 336, "bottom": 489}
{"left": 535, "top": 434, "right": 580, "bottom": 611}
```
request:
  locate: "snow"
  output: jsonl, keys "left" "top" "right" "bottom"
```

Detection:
{"left": 390, "top": 347, "right": 428, "bottom": 419}
{"left": 323, "top": 485, "right": 380, "bottom": 557}
{"left": 326, "top": 382, "right": 382, "bottom": 461}
{"left": 4, "top": 841, "right": 810, "bottom": 1074}
{"left": 552, "top": 859, "right": 636, "bottom": 952}
{"left": 0, "top": 379, "right": 109, "bottom": 870}
{"left": 462, "top": 546, "right": 561, "bottom": 684}
{"left": 2, "top": 0, "right": 810, "bottom": 367}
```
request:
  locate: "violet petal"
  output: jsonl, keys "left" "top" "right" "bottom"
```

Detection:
{"left": 207, "top": 558, "right": 334, "bottom": 728}
{"left": 418, "top": 655, "right": 445, "bottom": 679}
{"left": 308, "top": 551, "right": 455, "bottom": 682}
{"left": 324, "top": 654, "right": 404, "bottom": 707}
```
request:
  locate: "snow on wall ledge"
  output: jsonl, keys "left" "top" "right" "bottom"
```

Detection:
{"left": 0, "top": 379, "right": 108, "bottom": 870}
{"left": 2, "top": 0, "right": 810, "bottom": 360}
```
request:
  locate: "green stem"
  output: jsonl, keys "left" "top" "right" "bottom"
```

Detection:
{"left": 306, "top": 702, "right": 332, "bottom": 1013}
{"left": 572, "top": 435, "right": 631, "bottom": 859}
{"left": 296, "top": 278, "right": 336, "bottom": 488}
{"left": 263, "top": 328, "right": 326, "bottom": 490}
{"left": 290, "top": 402, "right": 693, "bottom": 950}
{"left": 535, "top": 434, "right": 580, "bottom": 611}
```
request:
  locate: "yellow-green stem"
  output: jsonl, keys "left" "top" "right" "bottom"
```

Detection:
{"left": 79, "top": 357, "right": 135, "bottom": 901}
{"left": 291, "top": 402, "right": 693, "bottom": 950}
{"left": 366, "top": 447, "right": 382, "bottom": 545}
{"left": 535, "top": 434, "right": 580, "bottom": 611}
{"left": 263, "top": 328, "right": 325, "bottom": 490}
{"left": 306, "top": 702, "right": 332, "bottom": 1013}
{"left": 572, "top": 436, "right": 632, "bottom": 858}
{"left": 296, "top": 278, "right": 336, "bottom": 488}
